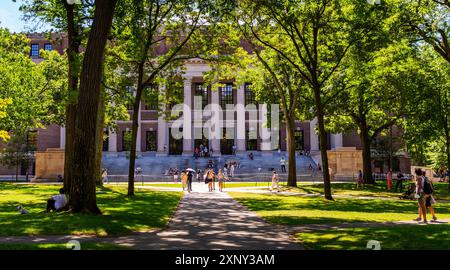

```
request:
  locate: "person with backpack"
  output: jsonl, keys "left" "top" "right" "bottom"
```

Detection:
{"left": 413, "top": 168, "right": 436, "bottom": 224}
{"left": 414, "top": 169, "right": 438, "bottom": 222}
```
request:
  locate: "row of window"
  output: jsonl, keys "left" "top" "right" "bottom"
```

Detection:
{"left": 135, "top": 83, "right": 256, "bottom": 111}
{"left": 103, "top": 129, "right": 304, "bottom": 153}
{"left": 30, "top": 43, "right": 53, "bottom": 57}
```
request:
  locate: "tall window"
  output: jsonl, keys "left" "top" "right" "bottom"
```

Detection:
{"left": 146, "top": 130, "right": 157, "bottom": 151}
{"left": 294, "top": 130, "right": 304, "bottom": 150}
{"left": 144, "top": 85, "right": 158, "bottom": 110}
{"left": 103, "top": 129, "right": 109, "bottom": 152}
{"left": 44, "top": 43, "right": 53, "bottom": 51}
{"left": 220, "top": 84, "right": 234, "bottom": 109}
{"left": 194, "top": 84, "right": 208, "bottom": 109}
{"left": 122, "top": 130, "right": 132, "bottom": 151}
{"left": 30, "top": 44, "right": 39, "bottom": 57}
{"left": 245, "top": 83, "right": 256, "bottom": 106}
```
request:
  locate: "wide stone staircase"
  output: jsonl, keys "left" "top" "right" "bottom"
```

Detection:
{"left": 102, "top": 152, "right": 321, "bottom": 182}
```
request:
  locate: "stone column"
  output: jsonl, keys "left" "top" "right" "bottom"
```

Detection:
{"left": 259, "top": 104, "right": 271, "bottom": 152}
{"left": 182, "top": 76, "right": 193, "bottom": 156}
{"left": 331, "top": 133, "right": 343, "bottom": 149}
{"left": 108, "top": 128, "right": 117, "bottom": 152}
{"left": 210, "top": 86, "right": 221, "bottom": 156}
{"left": 236, "top": 84, "right": 246, "bottom": 153}
{"left": 60, "top": 126, "right": 66, "bottom": 149}
{"left": 157, "top": 85, "right": 168, "bottom": 156}
{"left": 309, "top": 117, "right": 319, "bottom": 151}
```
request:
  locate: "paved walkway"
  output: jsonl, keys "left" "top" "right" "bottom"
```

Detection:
{"left": 2, "top": 183, "right": 449, "bottom": 249}
{"left": 0, "top": 183, "right": 302, "bottom": 250}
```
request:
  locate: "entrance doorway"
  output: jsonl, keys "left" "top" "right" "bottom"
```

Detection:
{"left": 169, "top": 128, "right": 183, "bottom": 155}
{"left": 221, "top": 128, "right": 234, "bottom": 155}
{"left": 146, "top": 130, "right": 157, "bottom": 151}
{"left": 294, "top": 130, "right": 304, "bottom": 150}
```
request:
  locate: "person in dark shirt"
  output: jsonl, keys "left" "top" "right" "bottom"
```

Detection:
{"left": 395, "top": 172, "right": 405, "bottom": 192}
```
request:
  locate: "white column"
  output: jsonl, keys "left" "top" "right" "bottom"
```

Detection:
{"left": 182, "top": 77, "right": 192, "bottom": 155}
{"left": 309, "top": 117, "right": 319, "bottom": 151}
{"left": 157, "top": 85, "right": 167, "bottom": 155}
{"left": 60, "top": 126, "right": 66, "bottom": 149}
{"left": 259, "top": 104, "right": 271, "bottom": 151}
{"left": 210, "top": 87, "right": 221, "bottom": 156}
{"left": 236, "top": 84, "right": 246, "bottom": 152}
{"left": 331, "top": 133, "right": 343, "bottom": 149}
{"left": 108, "top": 128, "right": 117, "bottom": 152}
{"left": 136, "top": 101, "right": 142, "bottom": 152}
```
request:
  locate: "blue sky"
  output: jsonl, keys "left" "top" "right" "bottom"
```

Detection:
{"left": 0, "top": 0, "right": 49, "bottom": 33}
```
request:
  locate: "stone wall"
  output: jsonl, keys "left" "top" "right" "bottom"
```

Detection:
{"left": 33, "top": 148, "right": 64, "bottom": 181}
{"left": 327, "top": 147, "right": 363, "bottom": 179}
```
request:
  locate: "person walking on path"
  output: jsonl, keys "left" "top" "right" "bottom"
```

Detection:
{"left": 187, "top": 171, "right": 193, "bottom": 192}
{"left": 271, "top": 171, "right": 280, "bottom": 192}
{"left": 414, "top": 169, "right": 438, "bottom": 223}
{"left": 413, "top": 168, "right": 428, "bottom": 224}
{"left": 217, "top": 169, "right": 226, "bottom": 192}
{"left": 206, "top": 169, "right": 215, "bottom": 192}
{"left": 230, "top": 163, "right": 235, "bottom": 178}
{"left": 356, "top": 170, "right": 363, "bottom": 189}
{"left": 173, "top": 170, "right": 179, "bottom": 184}
{"left": 387, "top": 170, "right": 393, "bottom": 191}
{"left": 180, "top": 170, "right": 187, "bottom": 191}
{"left": 280, "top": 157, "right": 286, "bottom": 173}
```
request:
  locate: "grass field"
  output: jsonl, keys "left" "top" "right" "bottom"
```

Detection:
{"left": 0, "top": 183, "right": 182, "bottom": 236}
{"left": 296, "top": 224, "right": 450, "bottom": 250}
{"left": 229, "top": 191, "right": 450, "bottom": 225}
{"left": 0, "top": 242, "right": 130, "bottom": 250}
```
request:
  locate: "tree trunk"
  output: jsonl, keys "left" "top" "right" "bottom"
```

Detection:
{"left": 360, "top": 124, "right": 375, "bottom": 184}
{"left": 127, "top": 64, "right": 145, "bottom": 197}
{"left": 15, "top": 149, "right": 19, "bottom": 182}
{"left": 94, "top": 86, "right": 106, "bottom": 186}
{"left": 286, "top": 116, "right": 297, "bottom": 187}
{"left": 445, "top": 129, "right": 450, "bottom": 190}
{"left": 68, "top": 0, "right": 117, "bottom": 214}
{"left": 313, "top": 86, "right": 333, "bottom": 200}
{"left": 63, "top": 2, "right": 80, "bottom": 193}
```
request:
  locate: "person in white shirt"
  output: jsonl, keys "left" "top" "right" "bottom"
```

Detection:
{"left": 230, "top": 164, "right": 235, "bottom": 177}
{"left": 280, "top": 157, "right": 286, "bottom": 173}
{"left": 46, "top": 188, "right": 68, "bottom": 212}
{"left": 271, "top": 171, "right": 280, "bottom": 192}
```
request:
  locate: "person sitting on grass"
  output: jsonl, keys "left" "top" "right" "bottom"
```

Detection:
{"left": 46, "top": 188, "right": 68, "bottom": 212}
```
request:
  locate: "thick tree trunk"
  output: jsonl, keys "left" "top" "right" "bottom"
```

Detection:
{"left": 94, "top": 86, "right": 106, "bottom": 186}
{"left": 63, "top": 2, "right": 80, "bottom": 193}
{"left": 286, "top": 117, "right": 297, "bottom": 187}
{"left": 313, "top": 86, "right": 333, "bottom": 200}
{"left": 127, "top": 64, "right": 145, "bottom": 197}
{"left": 68, "top": 0, "right": 117, "bottom": 214}
{"left": 360, "top": 125, "right": 375, "bottom": 184}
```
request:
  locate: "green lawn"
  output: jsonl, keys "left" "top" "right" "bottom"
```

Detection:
{"left": 138, "top": 182, "right": 274, "bottom": 188}
{"left": 273, "top": 181, "right": 450, "bottom": 200}
{"left": 0, "top": 183, "right": 182, "bottom": 236}
{"left": 296, "top": 224, "right": 450, "bottom": 250}
{"left": 229, "top": 191, "right": 450, "bottom": 225}
{"left": 0, "top": 242, "right": 130, "bottom": 250}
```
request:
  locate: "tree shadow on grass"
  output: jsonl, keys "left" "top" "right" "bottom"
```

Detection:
{"left": 235, "top": 193, "right": 450, "bottom": 214}
{"left": 0, "top": 185, "right": 182, "bottom": 236}
{"left": 297, "top": 224, "right": 450, "bottom": 250}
